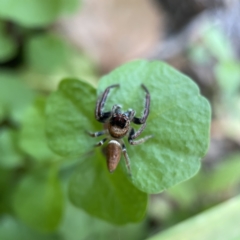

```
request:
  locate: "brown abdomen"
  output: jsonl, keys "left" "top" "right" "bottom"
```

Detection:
{"left": 106, "top": 140, "right": 122, "bottom": 173}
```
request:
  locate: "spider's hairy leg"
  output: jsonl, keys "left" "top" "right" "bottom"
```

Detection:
{"left": 133, "top": 84, "right": 150, "bottom": 124}
{"left": 95, "top": 84, "right": 120, "bottom": 122}
{"left": 122, "top": 143, "right": 132, "bottom": 177}
{"left": 86, "top": 130, "right": 106, "bottom": 137}
{"left": 128, "top": 126, "right": 152, "bottom": 145}
{"left": 94, "top": 138, "right": 108, "bottom": 147}
{"left": 128, "top": 123, "right": 146, "bottom": 141}
{"left": 128, "top": 135, "right": 153, "bottom": 145}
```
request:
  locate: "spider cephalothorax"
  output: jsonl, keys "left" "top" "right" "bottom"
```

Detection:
{"left": 107, "top": 105, "right": 133, "bottom": 138}
{"left": 88, "top": 84, "right": 152, "bottom": 176}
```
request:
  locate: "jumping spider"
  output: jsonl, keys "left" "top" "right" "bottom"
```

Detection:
{"left": 88, "top": 84, "right": 152, "bottom": 176}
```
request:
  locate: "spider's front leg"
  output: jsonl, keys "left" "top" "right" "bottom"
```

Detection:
{"left": 128, "top": 126, "right": 152, "bottom": 145}
{"left": 95, "top": 84, "right": 119, "bottom": 123}
{"left": 133, "top": 84, "right": 150, "bottom": 125}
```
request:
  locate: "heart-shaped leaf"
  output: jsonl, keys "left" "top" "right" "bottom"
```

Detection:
{"left": 46, "top": 60, "right": 211, "bottom": 222}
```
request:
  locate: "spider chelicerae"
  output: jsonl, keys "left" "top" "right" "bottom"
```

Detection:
{"left": 88, "top": 84, "right": 152, "bottom": 176}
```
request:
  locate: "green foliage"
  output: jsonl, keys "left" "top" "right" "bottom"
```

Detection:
{"left": 0, "top": 1, "right": 237, "bottom": 237}
{"left": 46, "top": 79, "right": 98, "bottom": 157}
{"left": 46, "top": 60, "right": 211, "bottom": 223}
{"left": 201, "top": 24, "right": 234, "bottom": 62}
{"left": 202, "top": 154, "right": 240, "bottom": 194}
{"left": 201, "top": 25, "right": 240, "bottom": 101}
{"left": 21, "top": 33, "right": 98, "bottom": 91}
{"left": 148, "top": 195, "right": 240, "bottom": 240}
{"left": 0, "top": 22, "right": 17, "bottom": 62}
{"left": 0, "top": 0, "right": 80, "bottom": 27}
{"left": 0, "top": 1, "right": 202, "bottom": 238}
{"left": 167, "top": 153, "right": 240, "bottom": 211}
{"left": 25, "top": 33, "right": 69, "bottom": 73}
{"left": 214, "top": 61, "right": 240, "bottom": 105}
{"left": 19, "top": 97, "right": 60, "bottom": 162}
{"left": 46, "top": 61, "right": 211, "bottom": 187}
{"left": 0, "top": 104, "right": 6, "bottom": 122}
{"left": 189, "top": 24, "right": 240, "bottom": 120}
{"left": 0, "top": 129, "right": 24, "bottom": 168}
{"left": 60, "top": 0, "right": 80, "bottom": 15}
{"left": 0, "top": 168, "right": 15, "bottom": 214}
{"left": 0, "top": 73, "right": 36, "bottom": 122}
{"left": 0, "top": 216, "right": 61, "bottom": 240}
{"left": 69, "top": 149, "right": 148, "bottom": 224}
{"left": 12, "top": 167, "right": 64, "bottom": 232}
{"left": 59, "top": 199, "right": 148, "bottom": 240}
{"left": 39, "top": 69, "right": 149, "bottom": 226}
{"left": 98, "top": 60, "right": 210, "bottom": 193}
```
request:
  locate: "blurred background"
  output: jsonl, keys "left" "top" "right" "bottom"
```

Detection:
{"left": 0, "top": 0, "right": 240, "bottom": 239}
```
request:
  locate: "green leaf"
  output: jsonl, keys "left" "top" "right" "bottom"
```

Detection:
{"left": 47, "top": 80, "right": 147, "bottom": 224}
{"left": 46, "top": 79, "right": 99, "bottom": 157}
{"left": 0, "top": 0, "right": 81, "bottom": 27}
{"left": 19, "top": 97, "right": 60, "bottom": 162}
{"left": 203, "top": 154, "right": 240, "bottom": 194}
{"left": 68, "top": 149, "right": 148, "bottom": 225}
{"left": 214, "top": 61, "right": 240, "bottom": 96}
{"left": 0, "top": 129, "right": 24, "bottom": 168}
{"left": 59, "top": 200, "right": 147, "bottom": 240}
{"left": 166, "top": 177, "right": 199, "bottom": 209}
{"left": 60, "top": 50, "right": 98, "bottom": 87}
{"left": 166, "top": 153, "right": 240, "bottom": 211}
{"left": 59, "top": 201, "right": 97, "bottom": 240}
{"left": 188, "top": 44, "right": 211, "bottom": 65}
{"left": 0, "top": 73, "right": 36, "bottom": 122}
{"left": 0, "top": 22, "right": 17, "bottom": 62}
{"left": 21, "top": 46, "right": 98, "bottom": 92}
{"left": 0, "top": 215, "right": 61, "bottom": 240}
{"left": 46, "top": 60, "right": 211, "bottom": 195}
{"left": 12, "top": 167, "right": 64, "bottom": 232}
{"left": 0, "top": 103, "right": 7, "bottom": 122}
{"left": 0, "top": 0, "right": 62, "bottom": 27}
{"left": 148, "top": 195, "right": 240, "bottom": 240}
{"left": 25, "top": 33, "right": 68, "bottom": 73}
{"left": 202, "top": 24, "right": 234, "bottom": 61}
{"left": 98, "top": 60, "right": 211, "bottom": 193}
{"left": 60, "top": 0, "right": 81, "bottom": 15}
{"left": 0, "top": 168, "right": 15, "bottom": 214}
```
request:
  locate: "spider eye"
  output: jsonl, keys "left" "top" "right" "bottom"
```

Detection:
{"left": 111, "top": 115, "right": 127, "bottom": 129}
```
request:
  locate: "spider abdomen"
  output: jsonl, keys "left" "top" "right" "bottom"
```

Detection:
{"left": 106, "top": 140, "right": 122, "bottom": 172}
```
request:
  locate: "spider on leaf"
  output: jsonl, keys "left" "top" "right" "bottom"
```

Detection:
{"left": 88, "top": 84, "right": 152, "bottom": 176}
